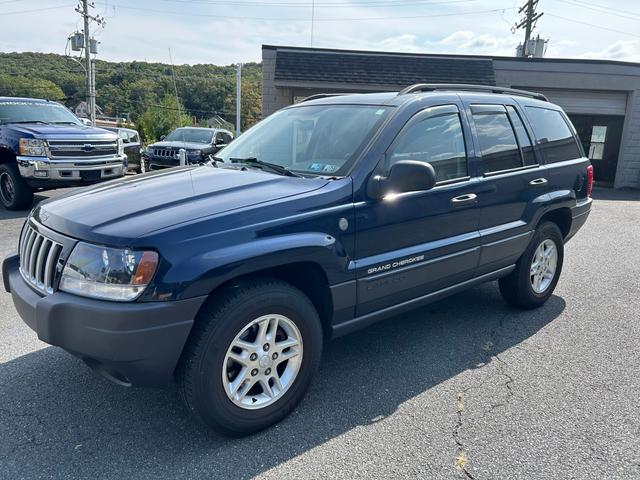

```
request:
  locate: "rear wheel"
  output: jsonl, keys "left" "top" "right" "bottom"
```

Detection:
{"left": 499, "top": 221, "right": 564, "bottom": 309}
{"left": 178, "top": 278, "right": 322, "bottom": 436}
{"left": 0, "top": 163, "right": 33, "bottom": 210}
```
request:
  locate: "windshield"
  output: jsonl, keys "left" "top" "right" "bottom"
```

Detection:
{"left": 216, "top": 105, "right": 390, "bottom": 175}
{"left": 165, "top": 128, "right": 213, "bottom": 144}
{"left": 0, "top": 101, "right": 82, "bottom": 125}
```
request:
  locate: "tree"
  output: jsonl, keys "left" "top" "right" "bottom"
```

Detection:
{"left": 0, "top": 75, "right": 65, "bottom": 101}
{"left": 137, "top": 95, "right": 193, "bottom": 144}
{"left": 223, "top": 79, "right": 262, "bottom": 133}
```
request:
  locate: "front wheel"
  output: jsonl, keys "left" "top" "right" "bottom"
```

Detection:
{"left": 0, "top": 163, "right": 33, "bottom": 210}
{"left": 499, "top": 221, "right": 564, "bottom": 309}
{"left": 178, "top": 279, "right": 323, "bottom": 436}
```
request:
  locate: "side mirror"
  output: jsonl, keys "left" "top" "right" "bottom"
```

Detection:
{"left": 367, "top": 160, "right": 436, "bottom": 199}
{"left": 160, "top": 135, "right": 166, "bottom": 141}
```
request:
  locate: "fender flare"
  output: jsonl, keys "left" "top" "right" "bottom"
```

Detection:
{"left": 155, "top": 232, "right": 351, "bottom": 301}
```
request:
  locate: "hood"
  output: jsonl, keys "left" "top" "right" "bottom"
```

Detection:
{"left": 33, "top": 165, "right": 329, "bottom": 244}
{"left": 148, "top": 140, "right": 210, "bottom": 150}
{"left": 9, "top": 123, "right": 117, "bottom": 139}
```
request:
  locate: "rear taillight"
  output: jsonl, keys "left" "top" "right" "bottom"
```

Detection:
{"left": 586, "top": 165, "right": 594, "bottom": 198}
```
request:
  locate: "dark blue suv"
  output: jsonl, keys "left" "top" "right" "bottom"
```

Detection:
{"left": 2, "top": 84, "right": 592, "bottom": 435}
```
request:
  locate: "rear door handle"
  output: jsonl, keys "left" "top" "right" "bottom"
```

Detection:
{"left": 529, "top": 178, "right": 548, "bottom": 187}
{"left": 451, "top": 193, "right": 478, "bottom": 207}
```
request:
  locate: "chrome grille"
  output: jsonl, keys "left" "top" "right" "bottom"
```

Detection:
{"left": 48, "top": 140, "right": 118, "bottom": 158}
{"left": 18, "top": 223, "right": 63, "bottom": 294}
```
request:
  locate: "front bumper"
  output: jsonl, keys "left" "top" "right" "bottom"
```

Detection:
{"left": 17, "top": 154, "right": 127, "bottom": 183}
{"left": 3, "top": 253, "right": 206, "bottom": 387}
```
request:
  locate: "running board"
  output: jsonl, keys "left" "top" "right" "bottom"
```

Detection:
{"left": 331, "top": 265, "right": 515, "bottom": 338}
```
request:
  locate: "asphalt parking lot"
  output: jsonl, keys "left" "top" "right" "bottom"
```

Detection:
{"left": 0, "top": 187, "right": 639, "bottom": 480}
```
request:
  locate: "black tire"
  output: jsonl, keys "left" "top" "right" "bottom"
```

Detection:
{"left": 499, "top": 221, "right": 564, "bottom": 309}
{"left": 177, "top": 278, "right": 323, "bottom": 436}
{"left": 0, "top": 163, "right": 33, "bottom": 210}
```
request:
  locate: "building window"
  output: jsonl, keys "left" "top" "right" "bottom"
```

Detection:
{"left": 589, "top": 126, "right": 607, "bottom": 160}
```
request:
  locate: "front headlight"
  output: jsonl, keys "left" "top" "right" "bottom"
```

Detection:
{"left": 19, "top": 138, "right": 47, "bottom": 157}
{"left": 59, "top": 242, "right": 159, "bottom": 301}
{"left": 188, "top": 149, "right": 202, "bottom": 158}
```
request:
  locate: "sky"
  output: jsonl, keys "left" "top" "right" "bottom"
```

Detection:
{"left": 1, "top": 0, "right": 639, "bottom": 66}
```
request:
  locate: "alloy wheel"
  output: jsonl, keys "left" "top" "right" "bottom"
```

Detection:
{"left": 222, "top": 314, "right": 303, "bottom": 410}
{"left": 530, "top": 239, "right": 558, "bottom": 294}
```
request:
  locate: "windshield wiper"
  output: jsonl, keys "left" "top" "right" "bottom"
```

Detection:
{"left": 51, "top": 121, "right": 80, "bottom": 125}
{"left": 9, "top": 120, "right": 50, "bottom": 125}
{"left": 229, "top": 157, "right": 300, "bottom": 177}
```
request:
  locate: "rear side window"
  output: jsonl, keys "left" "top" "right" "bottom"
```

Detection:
{"left": 387, "top": 105, "right": 467, "bottom": 183}
{"left": 524, "top": 107, "right": 582, "bottom": 163}
{"left": 471, "top": 105, "right": 522, "bottom": 173}
{"left": 506, "top": 106, "right": 537, "bottom": 166}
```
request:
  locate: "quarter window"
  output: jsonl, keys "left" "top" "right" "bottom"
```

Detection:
{"left": 524, "top": 107, "right": 582, "bottom": 163}
{"left": 472, "top": 105, "right": 522, "bottom": 173}
{"left": 387, "top": 105, "right": 467, "bottom": 183}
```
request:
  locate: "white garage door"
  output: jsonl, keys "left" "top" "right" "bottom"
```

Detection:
{"left": 529, "top": 89, "right": 627, "bottom": 116}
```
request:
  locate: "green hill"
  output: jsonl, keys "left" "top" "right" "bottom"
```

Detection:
{"left": 0, "top": 51, "right": 262, "bottom": 141}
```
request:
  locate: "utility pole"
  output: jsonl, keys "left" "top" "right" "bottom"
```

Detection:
{"left": 310, "top": 0, "right": 315, "bottom": 47}
{"left": 81, "top": 0, "right": 93, "bottom": 125}
{"left": 236, "top": 63, "right": 242, "bottom": 135}
{"left": 515, "top": 0, "right": 543, "bottom": 57}
{"left": 74, "top": 1, "right": 105, "bottom": 126}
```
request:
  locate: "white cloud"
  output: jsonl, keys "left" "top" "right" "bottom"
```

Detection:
{"left": 578, "top": 40, "right": 640, "bottom": 63}
{"left": 377, "top": 35, "right": 423, "bottom": 53}
{"left": 430, "top": 30, "right": 517, "bottom": 56}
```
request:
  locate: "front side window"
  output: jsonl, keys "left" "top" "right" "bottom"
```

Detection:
{"left": 216, "top": 105, "right": 390, "bottom": 176}
{"left": 524, "top": 107, "right": 582, "bottom": 163}
{"left": 472, "top": 105, "right": 522, "bottom": 173}
{"left": 386, "top": 105, "right": 467, "bottom": 183}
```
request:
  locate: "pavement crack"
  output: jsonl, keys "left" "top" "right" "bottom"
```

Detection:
{"left": 453, "top": 392, "right": 476, "bottom": 479}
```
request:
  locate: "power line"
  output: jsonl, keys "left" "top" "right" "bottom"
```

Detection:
{"left": 109, "top": 3, "right": 514, "bottom": 22}
{"left": 151, "top": 0, "right": 482, "bottom": 8}
{"left": 4, "top": 3, "right": 75, "bottom": 15}
{"left": 557, "top": 0, "right": 640, "bottom": 18}
{"left": 546, "top": 12, "right": 640, "bottom": 39}
{"left": 554, "top": 0, "right": 640, "bottom": 20}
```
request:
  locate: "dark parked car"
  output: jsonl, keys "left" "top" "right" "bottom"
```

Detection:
{"left": 104, "top": 127, "right": 143, "bottom": 173}
{"left": 3, "top": 84, "right": 592, "bottom": 436}
{"left": 0, "top": 97, "right": 126, "bottom": 210}
{"left": 143, "top": 127, "right": 233, "bottom": 170}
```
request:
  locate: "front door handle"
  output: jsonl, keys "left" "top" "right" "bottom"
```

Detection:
{"left": 529, "top": 177, "right": 548, "bottom": 187}
{"left": 451, "top": 193, "right": 478, "bottom": 207}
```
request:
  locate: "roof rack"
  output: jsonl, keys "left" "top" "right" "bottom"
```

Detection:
{"left": 299, "top": 93, "right": 346, "bottom": 103}
{"left": 397, "top": 83, "right": 548, "bottom": 101}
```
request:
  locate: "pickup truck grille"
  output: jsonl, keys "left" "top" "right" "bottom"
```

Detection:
{"left": 18, "top": 223, "right": 63, "bottom": 294}
{"left": 48, "top": 140, "right": 118, "bottom": 158}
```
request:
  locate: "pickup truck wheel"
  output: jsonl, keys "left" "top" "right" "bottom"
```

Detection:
{"left": 0, "top": 163, "right": 33, "bottom": 210}
{"left": 178, "top": 279, "right": 322, "bottom": 436}
{"left": 499, "top": 221, "right": 564, "bottom": 309}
